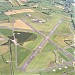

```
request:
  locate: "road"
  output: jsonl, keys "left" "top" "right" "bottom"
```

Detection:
{"left": 20, "top": 18, "right": 63, "bottom": 71}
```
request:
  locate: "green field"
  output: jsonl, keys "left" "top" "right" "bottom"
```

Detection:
{"left": 0, "top": 51, "right": 10, "bottom": 68}
{"left": 42, "top": 42, "right": 56, "bottom": 52}
{"left": 17, "top": 45, "right": 31, "bottom": 66}
{"left": 26, "top": 52, "right": 55, "bottom": 71}
{"left": 0, "top": 34, "right": 8, "bottom": 45}
{"left": 58, "top": 51, "right": 70, "bottom": 62}
{"left": 0, "top": 28, "right": 13, "bottom": 37}
{"left": 55, "top": 19, "right": 71, "bottom": 33}
{"left": 22, "top": 32, "right": 43, "bottom": 50}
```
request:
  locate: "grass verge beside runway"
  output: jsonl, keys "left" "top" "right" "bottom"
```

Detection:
{"left": 0, "top": 28, "right": 13, "bottom": 37}
{"left": 17, "top": 45, "right": 31, "bottom": 66}
{"left": 0, "top": 51, "right": 10, "bottom": 68}
{"left": 58, "top": 51, "right": 70, "bottom": 62}
{"left": 26, "top": 52, "right": 55, "bottom": 71}
{"left": 42, "top": 42, "right": 56, "bottom": 52}
{"left": 66, "top": 48, "right": 75, "bottom": 56}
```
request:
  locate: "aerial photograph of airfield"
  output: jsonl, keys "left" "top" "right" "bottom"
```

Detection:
{"left": 0, "top": 0, "right": 75, "bottom": 75}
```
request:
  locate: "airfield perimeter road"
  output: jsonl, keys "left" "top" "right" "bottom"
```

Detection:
{"left": 20, "top": 18, "right": 74, "bottom": 71}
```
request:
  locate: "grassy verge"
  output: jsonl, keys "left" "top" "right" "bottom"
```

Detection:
{"left": 58, "top": 51, "right": 70, "bottom": 62}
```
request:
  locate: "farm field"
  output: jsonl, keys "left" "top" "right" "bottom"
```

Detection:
{"left": 17, "top": 45, "right": 31, "bottom": 66}
{"left": 25, "top": 13, "right": 62, "bottom": 32}
{"left": 0, "top": 28, "right": 13, "bottom": 37}
{"left": 0, "top": 22, "right": 12, "bottom": 28}
{"left": 5, "top": 9, "right": 35, "bottom": 15}
{"left": 14, "top": 19, "right": 32, "bottom": 30}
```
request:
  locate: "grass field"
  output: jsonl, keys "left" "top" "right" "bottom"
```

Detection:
{"left": 53, "top": 34, "right": 73, "bottom": 48}
{"left": 0, "top": 65, "right": 10, "bottom": 75}
{"left": 0, "top": 45, "right": 9, "bottom": 55}
{"left": 26, "top": 52, "right": 55, "bottom": 71}
{"left": 17, "top": 45, "right": 31, "bottom": 66}
{"left": 58, "top": 51, "right": 70, "bottom": 62}
{"left": 42, "top": 42, "right": 56, "bottom": 52}
{"left": 14, "top": 19, "right": 32, "bottom": 30}
{"left": 0, "top": 34, "right": 8, "bottom": 45}
{"left": 66, "top": 48, "right": 75, "bottom": 56}
{"left": 22, "top": 32, "right": 43, "bottom": 50}
{"left": 7, "top": 11, "right": 62, "bottom": 32}
{"left": 0, "top": 51, "right": 10, "bottom": 68}
{"left": 0, "top": 28, "right": 13, "bottom": 37}
{"left": 0, "top": 22, "right": 12, "bottom": 28}
{"left": 9, "top": 0, "right": 19, "bottom": 6}
{"left": 5, "top": 9, "right": 35, "bottom": 15}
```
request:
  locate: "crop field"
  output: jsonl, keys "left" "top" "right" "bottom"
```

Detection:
{"left": 0, "top": 65, "right": 10, "bottom": 75}
{"left": 0, "top": 45, "right": 9, "bottom": 55}
{"left": 0, "top": 22, "right": 12, "bottom": 28}
{"left": 17, "top": 45, "right": 31, "bottom": 66}
{"left": 0, "top": 51, "right": 10, "bottom": 68}
{"left": 55, "top": 20, "right": 71, "bottom": 33}
{"left": 42, "top": 42, "right": 56, "bottom": 52}
{"left": 0, "top": 34, "right": 8, "bottom": 45}
{"left": 14, "top": 19, "right": 32, "bottom": 30}
{"left": 5, "top": 9, "right": 35, "bottom": 15}
{"left": 26, "top": 52, "right": 55, "bottom": 71}
{"left": 9, "top": 0, "right": 26, "bottom": 6}
{"left": 9, "top": 0, "right": 19, "bottom": 6}
{"left": 10, "top": 12, "right": 62, "bottom": 32}
{"left": 55, "top": 5, "right": 64, "bottom": 9}
{"left": 26, "top": 13, "right": 62, "bottom": 32}
{"left": 0, "top": 28, "right": 13, "bottom": 37}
